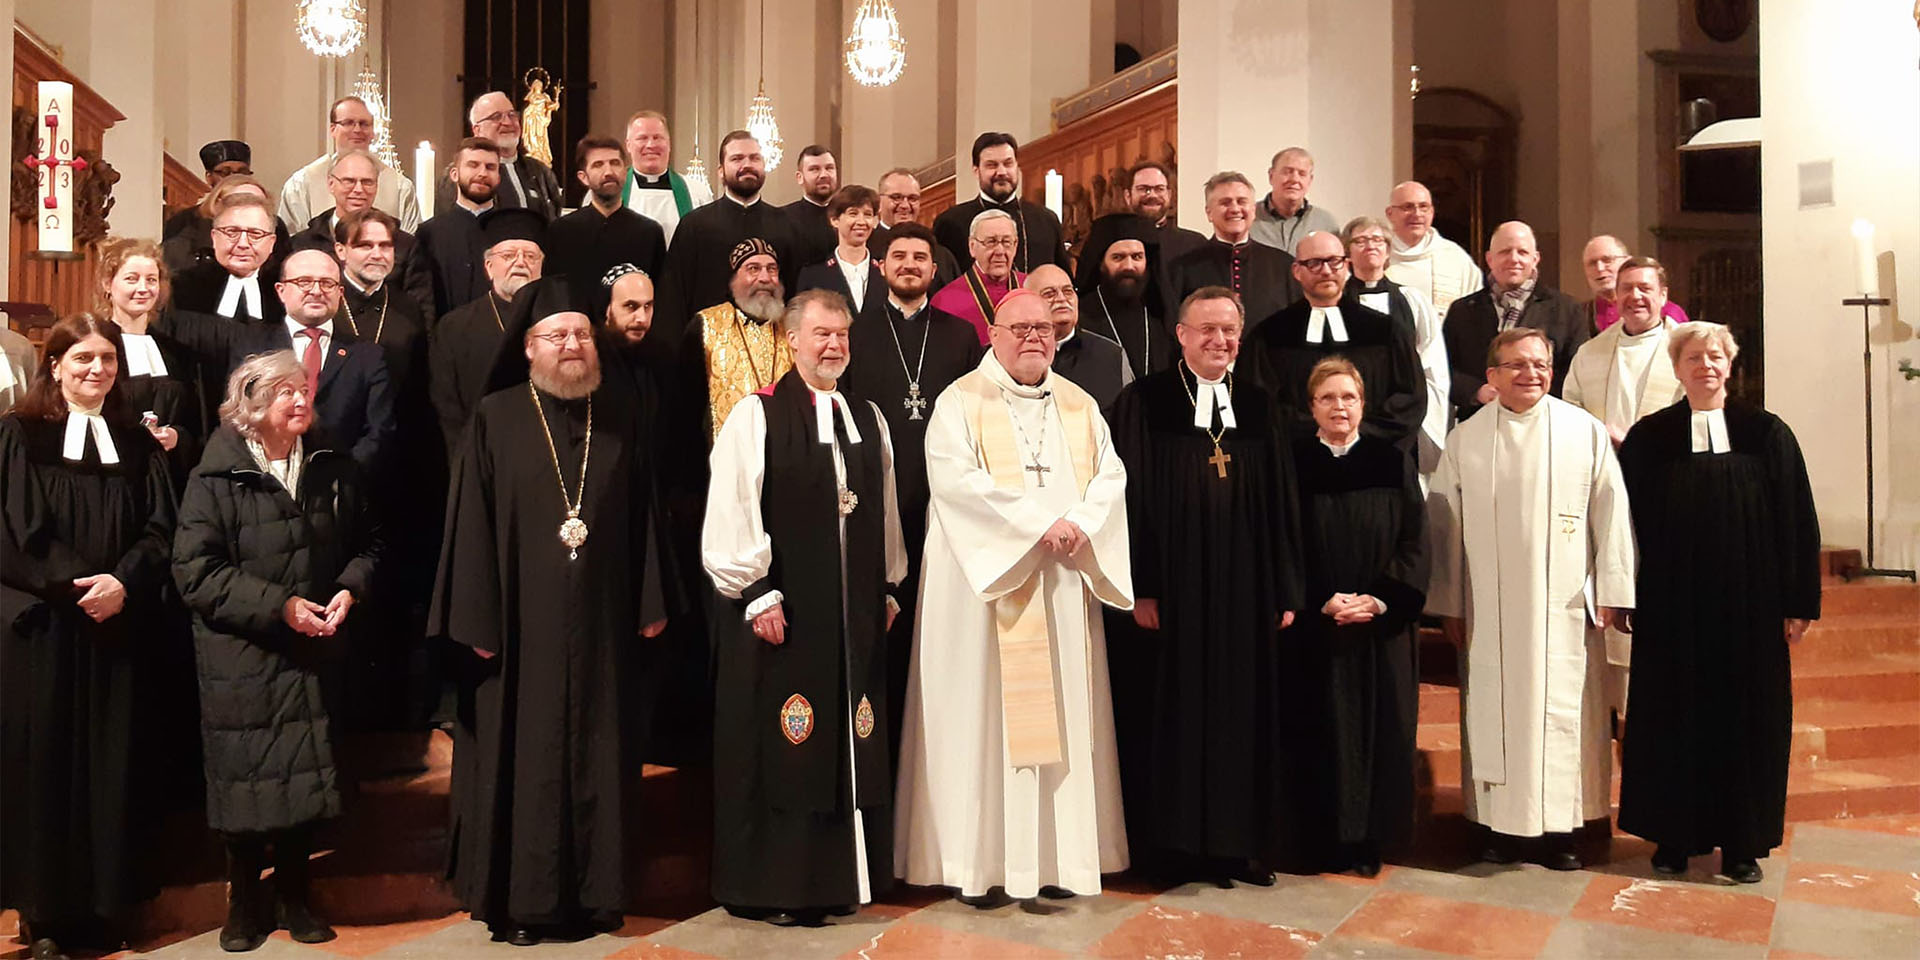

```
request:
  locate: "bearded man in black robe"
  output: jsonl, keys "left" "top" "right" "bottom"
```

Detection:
{"left": 1076, "top": 215, "right": 1174, "bottom": 381}
{"left": 1107, "top": 286, "right": 1303, "bottom": 885}
{"left": 428, "top": 208, "right": 546, "bottom": 461}
{"left": 655, "top": 131, "right": 801, "bottom": 350}
{"left": 430, "top": 277, "right": 670, "bottom": 946}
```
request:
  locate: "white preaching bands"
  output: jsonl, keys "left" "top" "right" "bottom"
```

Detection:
{"left": 1192, "top": 374, "right": 1237, "bottom": 432}
{"left": 216, "top": 273, "right": 264, "bottom": 320}
{"left": 1306, "top": 304, "right": 1349, "bottom": 344}
{"left": 119, "top": 333, "right": 170, "bottom": 378}
{"left": 63, "top": 407, "right": 119, "bottom": 464}
{"left": 814, "top": 389, "right": 864, "bottom": 446}
{"left": 1690, "top": 408, "right": 1732, "bottom": 454}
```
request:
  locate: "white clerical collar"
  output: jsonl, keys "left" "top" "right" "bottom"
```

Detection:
{"left": 346, "top": 273, "right": 378, "bottom": 295}
{"left": 809, "top": 384, "right": 863, "bottom": 445}
{"left": 217, "top": 272, "right": 264, "bottom": 319}
{"left": 637, "top": 170, "right": 667, "bottom": 183}
{"left": 1307, "top": 304, "right": 1348, "bottom": 343}
{"left": 286, "top": 317, "right": 335, "bottom": 342}
{"left": 1057, "top": 328, "right": 1076, "bottom": 346}
{"left": 63, "top": 405, "right": 119, "bottom": 464}
{"left": 1319, "top": 432, "right": 1360, "bottom": 457}
{"left": 725, "top": 192, "right": 760, "bottom": 208}
{"left": 1690, "top": 407, "right": 1731, "bottom": 454}
{"left": 1190, "top": 367, "right": 1236, "bottom": 431}
{"left": 455, "top": 196, "right": 494, "bottom": 215}
{"left": 120, "top": 331, "right": 169, "bottom": 378}
{"left": 804, "top": 196, "right": 829, "bottom": 208}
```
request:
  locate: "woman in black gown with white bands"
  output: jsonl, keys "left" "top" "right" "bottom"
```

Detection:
{"left": 97, "top": 237, "right": 203, "bottom": 481}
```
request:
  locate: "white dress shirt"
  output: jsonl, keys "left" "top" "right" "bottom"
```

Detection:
{"left": 286, "top": 318, "right": 337, "bottom": 368}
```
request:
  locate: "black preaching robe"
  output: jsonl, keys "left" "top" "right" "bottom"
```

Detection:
{"left": 710, "top": 372, "right": 894, "bottom": 911}
{"left": 1051, "top": 329, "right": 1130, "bottom": 412}
{"left": 932, "top": 195, "right": 1071, "bottom": 277}
{"left": 1617, "top": 402, "right": 1821, "bottom": 858}
{"left": 839, "top": 299, "right": 981, "bottom": 760}
{"left": 428, "top": 292, "right": 511, "bottom": 462}
{"left": 1244, "top": 296, "right": 1426, "bottom": 448}
{"left": 1106, "top": 368, "right": 1303, "bottom": 868}
{"left": 0, "top": 415, "right": 175, "bottom": 927}
{"left": 114, "top": 326, "right": 206, "bottom": 485}
{"left": 657, "top": 196, "right": 802, "bottom": 351}
{"left": 1168, "top": 239, "right": 1298, "bottom": 332}
{"left": 1080, "top": 282, "right": 1175, "bottom": 381}
{"left": 429, "top": 378, "right": 662, "bottom": 926}
{"left": 545, "top": 204, "right": 667, "bottom": 299}
{"left": 782, "top": 197, "right": 837, "bottom": 271}
{"left": 1287, "top": 434, "right": 1427, "bottom": 857}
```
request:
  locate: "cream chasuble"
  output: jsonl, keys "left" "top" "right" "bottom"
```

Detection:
{"left": 894, "top": 352, "right": 1132, "bottom": 899}
{"left": 1425, "top": 396, "right": 1634, "bottom": 836}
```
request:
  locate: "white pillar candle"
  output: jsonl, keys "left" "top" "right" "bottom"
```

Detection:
{"left": 1044, "top": 169, "right": 1064, "bottom": 219}
{"left": 416, "top": 141, "right": 436, "bottom": 223}
{"left": 33, "top": 81, "right": 76, "bottom": 254}
{"left": 1851, "top": 218, "right": 1878, "bottom": 297}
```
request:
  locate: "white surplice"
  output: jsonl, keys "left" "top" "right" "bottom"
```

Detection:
{"left": 894, "top": 353, "right": 1132, "bottom": 899}
{"left": 1359, "top": 283, "right": 1452, "bottom": 478}
{"left": 1425, "top": 396, "right": 1634, "bottom": 837}
{"left": 701, "top": 388, "right": 908, "bottom": 904}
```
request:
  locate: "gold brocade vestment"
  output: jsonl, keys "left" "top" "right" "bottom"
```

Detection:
{"left": 698, "top": 302, "right": 793, "bottom": 441}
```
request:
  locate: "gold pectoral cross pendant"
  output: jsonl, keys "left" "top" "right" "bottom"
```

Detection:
{"left": 1208, "top": 443, "right": 1232, "bottom": 479}
{"left": 559, "top": 512, "right": 588, "bottom": 560}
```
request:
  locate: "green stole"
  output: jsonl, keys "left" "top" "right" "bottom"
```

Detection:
{"left": 619, "top": 170, "right": 695, "bottom": 216}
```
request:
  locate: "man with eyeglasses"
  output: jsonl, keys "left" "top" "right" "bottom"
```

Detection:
{"left": 1244, "top": 231, "right": 1424, "bottom": 448}
{"left": 897, "top": 289, "right": 1132, "bottom": 909}
{"left": 1345, "top": 216, "right": 1450, "bottom": 478}
{"left": 462, "top": 91, "right": 564, "bottom": 221}
{"left": 171, "top": 193, "right": 286, "bottom": 327}
{"left": 1251, "top": 148, "right": 1342, "bottom": 257}
{"left": 870, "top": 167, "right": 959, "bottom": 288}
{"left": 1426, "top": 326, "right": 1634, "bottom": 873}
{"left": 430, "top": 208, "right": 548, "bottom": 460}
{"left": 1581, "top": 234, "right": 1690, "bottom": 332}
{"left": 278, "top": 95, "right": 421, "bottom": 232}
{"left": 291, "top": 150, "right": 432, "bottom": 311}
{"left": 1381, "top": 181, "right": 1480, "bottom": 316}
{"left": 417, "top": 138, "right": 505, "bottom": 321}
{"left": 1027, "top": 264, "right": 1129, "bottom": 411}
{"left": 930, "top": 209, "right": 1026, "bottom": 345}
{"left": 1169, "top": 172, "right": 1298, "bottom": 334}
{"left": 931, "top": 132, "right": 1071, "bottom": 277}
{"left": 1075, "top": 161, "right": 1204, "bottom": 296}
{"left": 1441, "top": 221, "right": 1588, "bottom": 423}
{"left": 621, "top": 110, "right": 713, "bottom": 246}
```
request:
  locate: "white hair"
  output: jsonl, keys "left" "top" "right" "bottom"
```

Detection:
{"left": 1667, "top": 321, "right": 1740, "bottom": 366}
{"left": 220, "top": 351, "right": 306, "bottom": 439}
{"left": 969, "top": 208, "right": 1016, "bottom": 238}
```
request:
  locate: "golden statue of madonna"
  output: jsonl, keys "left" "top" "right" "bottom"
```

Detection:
{"left": 521, "top": 67, "right": 564, "bottom": 166}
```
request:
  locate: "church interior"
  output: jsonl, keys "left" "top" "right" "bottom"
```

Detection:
{"left": 3, "top": 0, "right": 1918, "bottom": 957}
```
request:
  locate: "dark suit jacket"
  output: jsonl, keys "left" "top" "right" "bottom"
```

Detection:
{"left": 796, "top": 257, "right": 890, "bottom": 325}
{"left": 932, "top": 196, "right": 1071, "bottom": 276}
{"left": 1442, "top": 282, "right": 1590, "bottom": 422}
{"left": 289, "top": 210, "right": 434, "bottom": 314}
{"left": 473, "top": 153, "right": 566, "bottom": 220}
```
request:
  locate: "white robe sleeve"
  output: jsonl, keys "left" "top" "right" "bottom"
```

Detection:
{"left": 1063, "top": 410, "right": 1133, "bottom": 611}
{"left": 873, "top": 400, "right": 908, "bottom": 588}
{"left": 392, "top": 170, "right": 422, "bottom": 233}
{"left": 701, "top": 395, "right": 775, "bottom": 607}
{"left": 1403, "top": 285, "right": 1451, "bottom": 451}
{"left": 278, "top": 168, "right": 312, "bottom": 230}
{"left": 1423, "top": 438, "right": 1468, "bottom": 619}
{"left": 1587, "top": 423, "right": 1636, "bottom": 610}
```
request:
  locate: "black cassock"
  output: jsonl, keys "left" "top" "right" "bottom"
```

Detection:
{"left": 1051, "top": 329, "right": 1131, "bottom": 412}
{"left": 545, "top": 205, "right": 667, "bottom": 300}
{"left": 429, "top": 378, "right": 663, "bottom": 926}
{"left": 839, "top": 300, "right": 982, "bottom": 760}
{"left": 1107, "top": 368, "right": 1303, "bottom": 867}
{"left": 1244, "top": 296, "right": 1426, "bottom": 449}
{"left": 0, "top": 416, "right": 175, "bottom": 928}
{"left": 116, "top": 328, "right": 206, "bottom": 484}
{"left": 1286, "top": 434, "right": 1427, "bottom": 859}
{"left": 656, "top": 197, "right": 801, "bottom": 350}
{"left": 428, "top": 292, "right": 510, "bottom": 462}
{"left": 1080, "top": 284, "right": 1175, "bottom": 382}
{"left": 1616, "top": 402, "right": 1821, "bottom": 858}
{"left": 711, "top": 372, "right": 894, "bottom": 912}
{"left": 1167, "top": 239, "right": 1298, "bottom": 333}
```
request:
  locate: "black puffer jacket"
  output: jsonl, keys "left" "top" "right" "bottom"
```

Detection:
{"left": 173, "top": 424, "right": 381, "bottom": 833}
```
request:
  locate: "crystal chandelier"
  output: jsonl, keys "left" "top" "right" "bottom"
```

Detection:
{"left": 353, "top": 60, "right": 398, "bottom": 168}
{"left": 744, "top": 0, "right": 783, "bottom": 170}
{"left": 844, "top": 0, "right": 906, "bottom": 87}
{"left": 295, "top": 0, "right": 366, "bottom": 58}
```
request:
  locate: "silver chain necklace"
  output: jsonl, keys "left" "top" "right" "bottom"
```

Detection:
{"left": 1096, "top": 286, "right": 1149, "bottom": 373}
{"left": 884, "top": 301, "right": 932, "bottom": 420}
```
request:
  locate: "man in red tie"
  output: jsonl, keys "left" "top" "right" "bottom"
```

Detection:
{"left": 267, "top": 249, "right": 396, "bottom": 472}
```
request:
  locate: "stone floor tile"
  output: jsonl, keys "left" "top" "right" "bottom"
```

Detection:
{"left": 1588, "top": 849, "right": 1790, "bottom": 901}
{"left": 1331, "top": 889, "right": 1559, "bottom": 958}
{"left": 830, "top": 920, "right": 1071, "bottom": 959}
{"left": 644, "top": 906, "right": 900, "bottom": 959}
{"left": 1780, "top": 860, "right": 1920, "bottom": 918}
{"left": 359, "top": 916, "right": 629, "bottom": 959}
{"left": 907, "top": 891, "right": 1145, "bottom": 954}
{"left": 139, "top": 930, "right": 328, "bottom": 957}
{"left": 1084, "top": 903, "right": 1323, "bottom": 960}
{"left": 1538, "top": 918, "right": 1770, "bottom": 959}
{"left": 1798, "top": 814, "right": 1920, "bottom": 838}
{"left": 1767, "top": 900, "right": 1920, "bottom": 959}
{"left": 1151, "top": 873, "right": 1374, "bottom": 933}
{"left": 1570, "top": 876, "right": 1776, "bottom": 945}
{"left": 290, "top": 913, "right": 464, "bottom": 958}
{"left": 1383, "top": 862, "right": 1594, "bottom": 916}
{"left": 1303, "top": 934, "right": 1464, "bottom": 958}
{"left": 1786, "top": 823, "right": 1920, "bottom": 873}
{"left": 602, "top": 945, "right": 724, "bottom": 960}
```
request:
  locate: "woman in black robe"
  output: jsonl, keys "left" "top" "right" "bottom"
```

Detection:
{"left": 1286, "top": 356, "right": 1427, "bottom": 877}
{"left": 1617, "top": 322, "right": 1820, "bottom": 884}
{"left": 97, "top": 237, "right": 206, "bottom": 481}
{"left": 0, "top": 316, "right": 176, "bottom": 960}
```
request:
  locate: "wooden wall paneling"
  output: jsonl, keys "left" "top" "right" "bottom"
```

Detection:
{"left": 11, "top": 26, "right": 125, "bottom": 321}
{"left": 162, "top": 153, "right": 205, "bottom": 219}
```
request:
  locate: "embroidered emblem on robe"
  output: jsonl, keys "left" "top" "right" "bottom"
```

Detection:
{"left": 780, "top": 693, "right": 814, "bottom": 744}
{"left": 854, "top": 696, "right": 876, "bottom": 739}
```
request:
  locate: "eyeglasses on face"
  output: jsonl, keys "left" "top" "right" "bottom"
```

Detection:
{"left": 881, "top": 192, "right": 921, "bottom": 204}
{"left": 973, "top": 236, "right": 1018, "bottom": 250}
{"left": 1495, "top": 360, "right": 1552, "bottom": 375}
{"left": 531, "top": 329, "right": 592, "bottom": 347}
{"left": 332, "top": 118, "right": 375, "bottom": 130}
{"left": 1348, "top": 235, "right": 1389, "bottom": 249}
{"left": 281, "top": 277, "right": 342, "bottom": 293}
{"left": 1390, "top": 201, "right": 1434, "bottom": 214}
{"left": 488, "top": 249, "right": 545, "bottom": 265}
{"left": 994, "top": 322, "right": 1052, "bottom": 341}
{"left": 475, "top": 110, "right": 520, "bottom": 126}
{"left": 1298, "top": 255, "right": 1349, "bottom": 273}
{"left": 214, "top": 226, "right": 272, "bottom": 244}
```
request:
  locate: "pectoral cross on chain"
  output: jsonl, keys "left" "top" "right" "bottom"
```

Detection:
{"left": 903, "top": 385, "right": 927, "bottom": 420}
{"left": 1208, "top": 443, "right": 1232, "bottom": 479}
{"left": 1025, "top": 460, "right": 1051, "bottom": 487}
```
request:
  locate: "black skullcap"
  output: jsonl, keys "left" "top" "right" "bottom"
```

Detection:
{"left": 199, "top": 139, "right": 251, "bottom": 172}
{"left": 729, "top": 237, "right": 778, "bottom": 272}
{"left": 479, "top": 207, "right": 548, "bottom": 253}
{"left": 483, "top": 276, "right": 594, "bottom": 392}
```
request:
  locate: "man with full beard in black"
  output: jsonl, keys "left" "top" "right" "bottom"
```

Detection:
{"left": 655, "top": 132, "right": 800, "bottom": 350}
{"left": 1078, "top": 214, "right": 1173, "bottom": 381}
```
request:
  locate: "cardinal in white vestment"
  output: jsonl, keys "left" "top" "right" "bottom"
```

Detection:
{"left": 1425, "top": 327, "right": 1634, "bottom": 871}
{"left": 894, "top": 290, "right": 1133, "bottom": 903}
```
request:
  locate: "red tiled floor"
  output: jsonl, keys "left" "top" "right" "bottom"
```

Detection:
{"left": 281, "top": 912, "right": 464, "bottom": 958}
{"left": 1802, "top": 813, "right": 1920, "bottom": 837}
{"left": 1087, "top": 904, "right": 1323, "bottom": 960}
{"left": 1782, "top": 860, "right": 1920, "bottom": 918}
{"left": 835, "top": 921, "right": 1071, "bottom": 959}
{"left": 1570, "top": 875, "right": 1776, "bottom": 944}
{"left": 1768, "top": 951, "right": 1838, "bottom": 960}
{"left": 1332, "top": 890, "right": 1557, "bottom": 959}
{"left": 605, "top": 944, "right": 726, "bottom": 960}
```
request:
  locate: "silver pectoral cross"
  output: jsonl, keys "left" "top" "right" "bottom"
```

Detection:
{"left": 1025, "top": 460, "right": 1051, "bottom": 487}
{"left": 904, "top": 383, "right": 927, "bottom": 420}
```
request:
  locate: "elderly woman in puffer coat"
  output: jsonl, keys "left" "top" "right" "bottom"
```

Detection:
{"left": 173, "top": 350, "right": 382, "bottom": 954}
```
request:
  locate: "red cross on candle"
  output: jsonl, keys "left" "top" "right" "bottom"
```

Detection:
{"left": 23, "top": 113, "right": 88, "bottom": 208}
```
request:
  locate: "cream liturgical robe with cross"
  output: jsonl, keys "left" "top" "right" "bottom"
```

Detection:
{"left": 895, "top": 351, "right": 1132, "bottom": 899}
{"left": 1425, "top": 396, "right": 1635, "bottom": 837}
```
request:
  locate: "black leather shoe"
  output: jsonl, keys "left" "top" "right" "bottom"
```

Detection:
{"left": 957, "top": 890, "right": 1006, "bottom": 910}
{"left": 1544, "top": 850, "right": 1583, "bottom": 872}
{"left": 1651, "top": 846, "right": 1689, "bottom": 876}
{"left": 1227, "top": 862, "right": 1276, "bottom": 886}
{"left": 29, "top": 937, "right": 69, "bottom": 960}
{"left": 1351, "top": 854, "right": 1383, "bottom": 879}
{"left": 280, "top": 900, "right": 337, "bottom": 944}
{"left": 1723, "top": 859, "right": 1763, "bottom": 884}
{"left": 1037, "top": 885, "right": 1077, "bottom": 899}
{"left": 1480, "top": 845, "right": 1517, "bottom": 864}
{"left": 507, "top": 926, "right": 541, "bottom": 947}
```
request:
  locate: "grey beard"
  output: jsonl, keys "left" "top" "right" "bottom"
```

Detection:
{"left": 530, "top": 360, "right": 601, "bottom": 400}
{"left": 738, "top": 292, "right": 785, "bottom": 323}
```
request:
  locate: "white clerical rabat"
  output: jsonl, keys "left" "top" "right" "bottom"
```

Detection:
{"left": 25, "top": 81, "right": 83, "bottom": 255}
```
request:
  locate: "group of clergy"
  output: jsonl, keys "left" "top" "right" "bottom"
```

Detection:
{"left": 0, "top": 90, "right": 1823, "bottom": 960}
